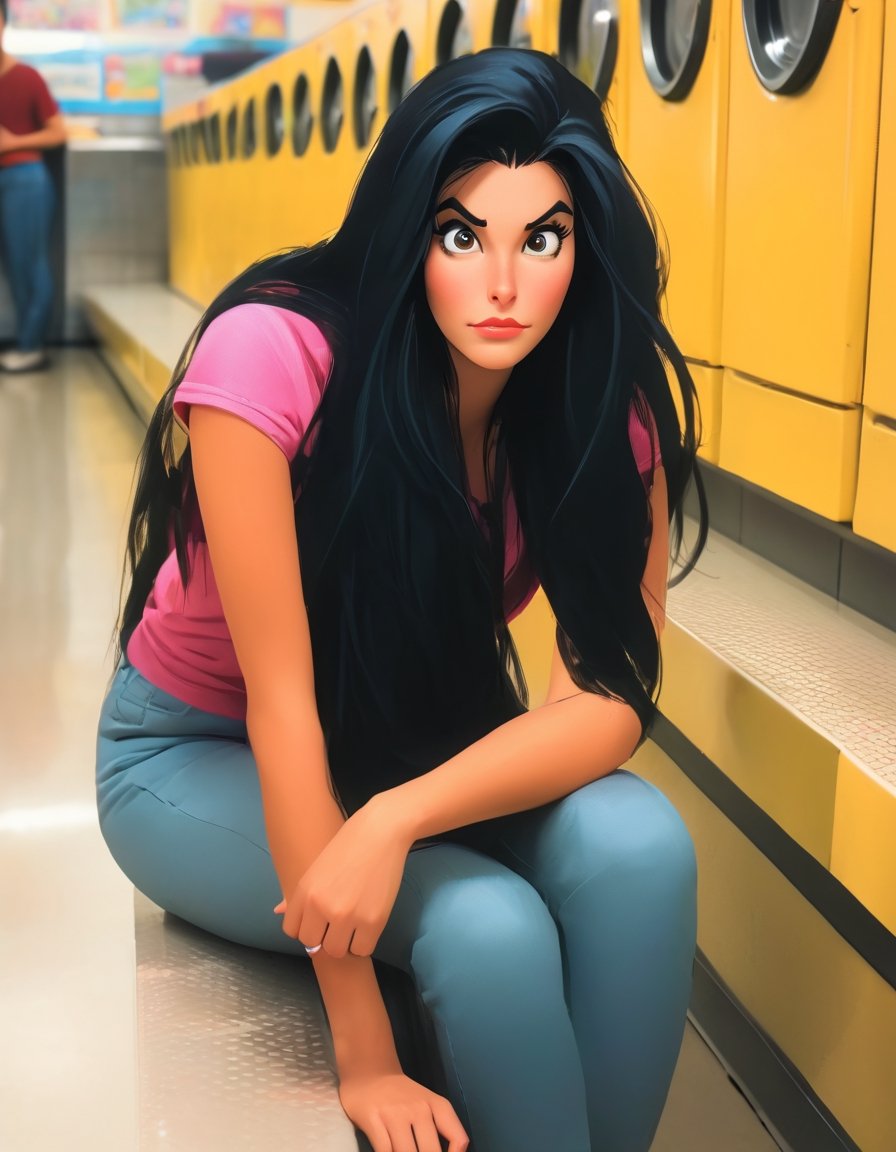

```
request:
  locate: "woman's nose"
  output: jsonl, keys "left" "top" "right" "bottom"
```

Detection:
{"left": 487, "top": 255, "right": 517, "bottom": 307}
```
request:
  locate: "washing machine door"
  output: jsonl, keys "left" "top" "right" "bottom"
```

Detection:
{"left": 640, "top": 0, "right": 711, "bottom": 101}
{"left": 437, "top": 1, "right": 474, "bottom": 64}
{"left": 742, "top": 0, "right": 843, "bottom": 94}
{"left": 493, "top": 0, "right": 532, "bottom": 49}
{"left": 559, "top": 0, "right": 619, "bottom": 101}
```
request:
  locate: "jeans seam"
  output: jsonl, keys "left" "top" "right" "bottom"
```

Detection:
{"left": 128, "top": 780, "right": 271, "bottom": 856}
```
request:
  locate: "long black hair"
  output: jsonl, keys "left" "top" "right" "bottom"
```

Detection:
{"left": 119, "top": 48, "right": 707, "bottom": 813}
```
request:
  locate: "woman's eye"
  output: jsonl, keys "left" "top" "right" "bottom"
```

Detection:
{"left": 441, "top": 225, "right": 481, "bottom": 254}
{"left": 525, "top": 229, "right": 562, "bottom": 257}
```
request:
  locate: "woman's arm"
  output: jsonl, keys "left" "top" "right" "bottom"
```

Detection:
{"left": 189, "top": 405, "right": 468, "bottom": 1149}
{"left": 375, "top": 467, "right": 670, "bottom": 841}
{"left": 188, "top": 406, "right": 397, "bottom": 1065}
{"left": 0, "top": 113, "right": 66, "bottom": 153}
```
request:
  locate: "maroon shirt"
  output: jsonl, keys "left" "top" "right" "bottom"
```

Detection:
{"left": 0, "top": 61, "right": 60, "bottom": 168}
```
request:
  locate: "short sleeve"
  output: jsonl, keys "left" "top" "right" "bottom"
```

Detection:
{"left": 628, "top": 397, "right": 661, "bottom": 478}
{"left": 174, "top": 303, "right": 333, "bottom": 460}
{"left": 32, "top": 69, "right": 60, "bottom": 123}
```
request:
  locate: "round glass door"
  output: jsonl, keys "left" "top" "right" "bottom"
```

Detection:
{"left": 292, "top": 73, "right": 313, "bottom": 157}
{"left": 493, "top": 0, "right": 532, "bottom": 49}
{"left": 353, "top": 46, "right": 378, "bottom": 148}
{"left": 742, "top": 0, "right": 842, "bottom": 94}
{"left": 321, "top": 57, "right": 344, "bottom": 154}
{"left": 559, "top": 0, "right": 619, "bottom": 102}
{"left": 640, "top": 0, "right": 711, "bottom": 101}
{"left": 265, "top": 83, "right": 284, "bottom": 156}
{"left": 437, "top": 1, "right": 473, "bottom": 65}
{"left": 388, "top": 31, "right": 414, "bottom": 114}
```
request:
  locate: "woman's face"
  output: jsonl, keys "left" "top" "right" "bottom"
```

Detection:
{"left": 424, "top": 161, "right": 575, "bottom": 381}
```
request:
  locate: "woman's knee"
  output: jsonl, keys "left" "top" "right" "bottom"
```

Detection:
{"left": 538, "top": 771, "right": 697, "bottom": 907}
{"left": 410, "top": 867, "right": 562, "bottom": 1005}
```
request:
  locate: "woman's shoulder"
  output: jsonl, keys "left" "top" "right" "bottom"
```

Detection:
{"left": 176, "top": 302, "right": 334, "bottom": 459}
{"left": 200, "top": 302, "right": 333, "bottom": 373}
{"left": 6, "top": 60, "right": 48, "bottom": 88}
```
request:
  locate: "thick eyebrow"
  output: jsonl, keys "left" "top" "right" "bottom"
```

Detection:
{"left": 525, "top": 201, "right": 574, "bottom": 230}
{"left": 435, "top": 198, "right": 486, "bottom": 227}
{"left": 433, "top": 197, "right": 574, "bottom": 231}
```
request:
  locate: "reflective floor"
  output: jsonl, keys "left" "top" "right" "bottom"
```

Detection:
{"left": 2, "top": 350, "right": 783, "bottom": 1151}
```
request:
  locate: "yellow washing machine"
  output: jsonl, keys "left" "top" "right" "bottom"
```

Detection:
{"left": 349, "top": 0, "right": 430, "bottom": 140}
{"left": 554, "top": 0, "right": 629, "bottom": 152}
{"left": 168, "top": 65, "right": 265, "bottom": 306}
{"left": 718, "top": 0, "right": 884, "bottom": 521}
{"left": 854, "top": 4, "right": 896, "bottom": 553}
{"left": 623, "top": 0, "right": 729, "bottom": 463}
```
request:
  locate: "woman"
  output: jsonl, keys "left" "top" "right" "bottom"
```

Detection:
{"left": 0, "top": 0, "right": 66, "bottom": 373}
{"left": 97, "top": 48, "right": 707, "bottom": 1152}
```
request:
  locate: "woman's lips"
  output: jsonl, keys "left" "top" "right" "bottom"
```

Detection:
{"left": 470, "top": 318, "right": 529, "bottom": 339}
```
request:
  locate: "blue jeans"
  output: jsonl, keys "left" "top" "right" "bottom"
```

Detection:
{"left": 0, "top": 161, "right": 55, "bottom": 351}
{"left": 96, "top": 663, "right": 698, "bottom": 1152}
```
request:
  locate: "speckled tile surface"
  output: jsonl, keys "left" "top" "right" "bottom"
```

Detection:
{"left": 668, "top": 531, "right": 896, "bottom": 791}
{"left": 134, "top": 895, "right": 357, "bottom": 1151}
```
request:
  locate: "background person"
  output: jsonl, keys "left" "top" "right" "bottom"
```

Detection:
{"left": 0, "top": 0, "right": 66, "bottom": 373}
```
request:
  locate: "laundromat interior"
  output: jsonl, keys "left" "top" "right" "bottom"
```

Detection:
{"left": 2, "top": 3, "right": 895, "bottom": 1151}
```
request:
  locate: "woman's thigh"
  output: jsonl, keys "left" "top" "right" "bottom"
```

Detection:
{"left": 97, "top": 664, "right": 304, "bottom": 954}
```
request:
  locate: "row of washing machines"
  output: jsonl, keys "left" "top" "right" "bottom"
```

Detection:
{"left": 164, "top": 0, "right": 896, "bottom": 554}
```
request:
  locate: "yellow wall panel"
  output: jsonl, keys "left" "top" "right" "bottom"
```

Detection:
{"left": 831, "top": 752, "right": 896, "bottom": 937}
{"left": 687, "top": 362, "right": 722, "bottom": 465}
{"left": 660, "top": 621, "right": 838, "bottom": 866}
{"left": 632, "top": 739, "right": 896, "bottom": 1152}
{"left": 852, "top": 408, "right": 896, "bottom": 553}
{"left": 508, "top": 586, "right": 554, "bottom": 708}
{"left": 718, "top": 369, "right": 860, "bottom": 522}
{"left": 864, "top": 0, "right": 896, "bottom": 420}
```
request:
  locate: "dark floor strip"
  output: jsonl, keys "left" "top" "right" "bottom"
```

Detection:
{"left": 692, "top": 951, "right": 862, "bottom": 1152}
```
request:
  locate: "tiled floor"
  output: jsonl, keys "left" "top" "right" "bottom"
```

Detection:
{"left": 2, "top": 349, "right": 786, "bottom": 1151}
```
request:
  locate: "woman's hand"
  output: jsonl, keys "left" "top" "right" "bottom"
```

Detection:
{"left": 340, "top": 1071, "right": 469, "bottom": 1152}
{"left": 276, "top": 795, "right": 414, "bottom": 958}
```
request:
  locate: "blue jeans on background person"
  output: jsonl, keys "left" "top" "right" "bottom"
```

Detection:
{"left": 96, "top": 662, "right": 698, "bottom": 1152}
{"left": 0, "top": 161, "right": 55, "bottom": 352}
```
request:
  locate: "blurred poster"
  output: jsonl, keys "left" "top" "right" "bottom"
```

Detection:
{"left": 212, "top": 5, "right": 285, "bottom": 39}
{"left": 38, "top": 59, "right": 103, "bottom": 102}
{"left": 104, "top": 52, "right": 162, "bottom": 102}
{"left": 114, "top": 0, "right": 188, "bottom": 29}
{"left": 9, "top": 0, "right": 101, "bottom": 30}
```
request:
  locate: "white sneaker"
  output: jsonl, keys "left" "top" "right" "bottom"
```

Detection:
{"left": 0, "top": 348, "right": 49, "bottom": 373}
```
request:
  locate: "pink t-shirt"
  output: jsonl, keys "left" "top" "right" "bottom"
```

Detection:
{"left": 127, "top": 303, "right": 658, "bottom": 719}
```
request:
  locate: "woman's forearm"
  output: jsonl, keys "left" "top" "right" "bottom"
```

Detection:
{"left": 247, "top": 698, "right": 344, "bottom": 893}
{"left": 312, "top": 952, "right": 401, "bottom": 1076}
{"left": 3, "top": 124, "right": 66, "bottom": 152}
{"left": 379, "top": 692, "right": 642, "bottom": 841}
{"left": 247, "top": 700, "right": 401, "bottom": 1077}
